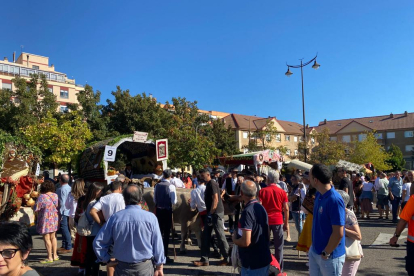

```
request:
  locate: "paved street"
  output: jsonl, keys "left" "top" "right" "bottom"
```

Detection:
{"left": 28, "top": 210, "right": 407, "bottom": 276}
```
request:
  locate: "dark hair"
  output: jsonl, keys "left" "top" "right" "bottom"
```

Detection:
{"left": 83, "top": 182, "right": 104, "bottom": 210}
{"left": 311, "top": 164, "right": 332, "bottom": 184}
{"left": 365, "top": 176, "right": 371, "bottom": 181}
{"left": 40, "top": 180, "right": 56, "bottom": 193}
{"left": 199, "top": 169, "right": 210, "bottom": 175}
{"left": 126, "top": 163, "right": 132, "bottom": 167}
{"left": 123, "top": 185, "right": 142, "bottom": 205}
{"left": 172, "top": 172, "right": 177, "bottom": 177}
{"left": 111, "top": 181, "right": 122, "bottom": 192}
{"left": 0, "top": 222, "right": 33, "bottom": 257}
{"left": 356, "top": 173, "right": 361, "bottom": 177}
{"left": 292, "top": 174, "right": 302, "bottom": 183}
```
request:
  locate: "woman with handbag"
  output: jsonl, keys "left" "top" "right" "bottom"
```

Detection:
{"left": 82, "top": 182, "right": 104, "bottom": 276}
{"left": 337, "top": 190, "right": 363, "bottom": 276}
{"left": 34, "top": 180, "right": 60, "bottom": 264}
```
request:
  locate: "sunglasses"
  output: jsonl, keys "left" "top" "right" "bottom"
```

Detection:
{"left": 0, "top": 249, "right": 19, "bottom": 259}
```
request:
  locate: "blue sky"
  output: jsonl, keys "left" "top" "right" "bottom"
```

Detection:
{"left": 1, "top": 1, "right": 413, "bottom": 126}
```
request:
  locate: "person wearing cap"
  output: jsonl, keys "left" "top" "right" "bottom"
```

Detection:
{"left": 154, "top": 169, "right": 177, "bottom": 264}
{"left": 222, "top": 168, "right": 239, "bottom": 234}
{"left": 212, "top": 169, "right": 222, "bottom": 188}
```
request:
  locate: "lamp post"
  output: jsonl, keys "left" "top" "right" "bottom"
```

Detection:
{"left": 285, "top": 54, "right": 320, "bottom": 163}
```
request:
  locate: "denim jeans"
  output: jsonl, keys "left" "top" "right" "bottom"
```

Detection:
{"left": 241, "top": 265, "right": 270, "bottom": 276}
{"left": 391, "top": 196, "right": 402, "bottom": 222}
{"left": 292, "top": 212, "right": 303, "bottom": 237}
{"left": 309, "top": 246, "right": 345, "bottom": 276}
{"left": 60, "top": 215, "right": 72, "bottom": 250}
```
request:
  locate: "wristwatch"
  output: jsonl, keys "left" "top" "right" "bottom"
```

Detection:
{"left": 322, "top": 251, "right": 331, "bottom": 258}
{"left": 394, "top": 233, "right": 400, "bottom": 238}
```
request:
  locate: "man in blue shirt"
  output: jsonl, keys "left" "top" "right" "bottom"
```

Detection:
{"left": 389, "top": 171, "right": 403, "bottom": 223}
{"left": 94, "top": 185, "right": 165, "bottom": 276}
{"left": 56, "top": 174, "right": 72, "bottom": 253}
{"left": 309, "top": 164, "right": 346, "bottom": 276}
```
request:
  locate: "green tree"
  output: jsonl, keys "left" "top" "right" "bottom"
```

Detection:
{"left": 349, "top": 132, "right": 391, "bottom": 171}
{"left": 242, "top": 119, "right": 278, "bottom": 152}
{"left": 22, "top": 112, "right": 92, "bottom": 169}
{"left": 203, "top": 118, "right": 238, "bottom": 159}
{"left": 309, "top": 128, "right": 348, "bottom": 165}
{"left": 386, "top": 144, "right": 406, "bottom": 171}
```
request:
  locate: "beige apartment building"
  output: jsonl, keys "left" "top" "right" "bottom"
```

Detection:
{"left": 0, "top": 52, "right": 82, "bottom": 112}
{"left": 314, "top": 112, "right": 414, "bottom": 169}
{"left": 223, "top": 113, "right": 316, "bottom": 160}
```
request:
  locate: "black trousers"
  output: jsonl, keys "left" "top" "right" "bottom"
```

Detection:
{"left": 407, "top": 241, "right": 414, "bottom": 276}
{"left": 85, "top": 236, "right": 100, "bottom": 276}
{"left": 156, "top": 208, "right": 172, "bottom": 257}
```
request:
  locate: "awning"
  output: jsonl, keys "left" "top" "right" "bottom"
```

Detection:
{"left": 286, "top": 160, "right": 312, "bottom": 171}
{"left": 336, "top": 160, "right": 363, "bottom": 172}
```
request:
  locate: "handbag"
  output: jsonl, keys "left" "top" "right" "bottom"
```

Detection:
{"left": 345, "top": 237, "right": 361, "bottom": 261}
{"left": 77, "top": 212, "right": 93, "bottom": 236}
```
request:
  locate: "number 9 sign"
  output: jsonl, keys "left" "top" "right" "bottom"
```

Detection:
{"left": 104, "top": 146, "right": 117, "bottom": 162}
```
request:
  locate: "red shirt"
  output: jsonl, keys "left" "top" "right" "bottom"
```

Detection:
{"left": 259, "top": 183, "right": 288, "bottom": 225}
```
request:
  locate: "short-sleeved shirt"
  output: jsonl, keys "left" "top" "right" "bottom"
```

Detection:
{"left": 56, "top": 184, "right": 71, "bottom": 216}
{"left": 312, "top": 187, "right": 346, "bottom": 258}
{"left": 237, "top": 200, "right": 271, "bottom": 270}
{"left": 362, "top": 182, "right": 374, "bottom": 192}
{"left": 376, "top": 178, "right": 389, "bottom": 195}
{"left": 93, "top": 193, "right": 125, "bottom": 222}
{"left": 389, "top": 177, "right": 403, "bottom": 197}
{"left": 259, "top": 184, "right": 288, "bottom": 225}
{"left": 205, "top": 179, "right": 224, "bottom": 215}
{"left": 339, "top": 177, "right": 354, "bottom": 208}
{"left": 403, "top": 183, "right": 412, "bottom": 202}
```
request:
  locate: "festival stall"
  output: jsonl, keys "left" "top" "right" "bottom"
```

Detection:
{"left": 0, "top": 134, "right": 41, "bottom": 225}
{"left": 78, "top": 134, "right": 168, "bottom": 185}
{"left": 286, "top": 159, "right": 313, "bottom": 172}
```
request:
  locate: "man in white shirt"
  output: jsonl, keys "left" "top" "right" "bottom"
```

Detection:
{"left": 90, "top": 181, "right": 126, "bottom": 276}
{"left": 171, "top": 172, "right": 185, "bottom": 188}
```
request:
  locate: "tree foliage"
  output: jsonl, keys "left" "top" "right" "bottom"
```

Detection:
{"left": 386, "top": 144, "right": 406, "bottom": 171}
{"left": 309, "top": 128, "right": 348, "bottom": 165}
{"left": 243, "top": 119, "right": 278, "bottom": 152}
{"left": 349, "top": 132, "right": 391, "bottom": 171}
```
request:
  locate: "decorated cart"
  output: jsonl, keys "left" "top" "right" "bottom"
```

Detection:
{"left": 78, "top": 134, "right": 168, "bottom": 185}
{"left": 0, "top": 132, "right": 41, "bottom": 225}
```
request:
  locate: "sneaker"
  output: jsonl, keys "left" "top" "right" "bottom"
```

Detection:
{"left": 193, "top": 260, "right": 209, "bottom": 267}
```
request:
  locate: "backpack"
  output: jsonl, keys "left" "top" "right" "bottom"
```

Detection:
{"left": 77, "top": 212, "right": 93, "bottom": 236}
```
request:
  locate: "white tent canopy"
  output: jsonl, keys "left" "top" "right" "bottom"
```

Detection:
{"left": 336, "top": 160, "right": 363, "bottom": 171}
{"left": 286, "top": 160, "right": 312, "bottom": 172}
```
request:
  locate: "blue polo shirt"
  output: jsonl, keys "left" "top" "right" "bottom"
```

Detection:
{"left": 311, "top": 187, "right": 346, "bottom": 258}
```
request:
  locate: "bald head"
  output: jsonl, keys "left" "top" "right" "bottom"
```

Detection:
{"left": 123, "top": 184, "right": 142, "bottom": 205}
{"left": 241, "top": 180, "right": 257, "bottom": 198}
{"left": 60, "top": 174, "right": 69, "bottom": 184}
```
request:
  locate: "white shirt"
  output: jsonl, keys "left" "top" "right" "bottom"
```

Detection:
{"left": 222, "top": 177, "right": 237, "bottom": 191}
{"left": 171, "top": 177, "right": 185, "bottom": 188}
{"left": 190, "top": 184, "right": 206, "bottom": 212}
{"left": 65, "top": 193, "right": 77, "bottom": 218}
{"left": 153, "top": 179, "right": 178, "bottom": 206}
{"left": 93, "top": 193, "right": 126, "bottom": 221}
{"left": 362, "top": 182, "right": 374, "bottom": 192}
{"left": 374, "top": 177, "right": 380, "bottom": 190}
{"left": 403, "top": 182, "right": 412, "bottom": 202}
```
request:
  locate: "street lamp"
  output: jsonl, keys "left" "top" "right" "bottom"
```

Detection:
{"left": 285, "top": 54, "right": 320, "bottom": 163}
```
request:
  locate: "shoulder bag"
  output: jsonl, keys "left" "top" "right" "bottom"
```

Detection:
{"left": 345, "top": 237, "right": 361, "bottom": 261}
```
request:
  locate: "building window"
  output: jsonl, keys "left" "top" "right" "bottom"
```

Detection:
{"left": 32, "top": 65, "right": 39, "bottom": 70}
{"left": 243, "top": 131, "right": 248, "bottom": 139}
{"left": 405, "top": 131, "right": 414, "bottom": 138}
{"left": 358, "top": 134, "right": 367, "bottom": 141}
{"left": 48, "top": 87, "right": 53, "bottom": 93}
{"left": 294, "top": 136, "right": 298, "bottom": 142}
{"left": 2, "top": 83, "right": 12, "bottom": 90}
{"left": 375, "top": 133, "right": 383, "bottom": 139}
{"left": 286, "top": 149, "right": 291, "bottom": 156}
{"left": 276, "top": 134, "right": 281, "bottom": 142}
{"left": 266, "top": 134, "right": 271, "bottom": 142}
{"left": 60, "top": 106, "right": 68, "bottom": 113}
{"left": 60, "top": 90, "right": 69, "bottom": 99}
{"left": 294, "top": 150, "right": 298, "bottom": 156}
{"left": 285, "top": 135, "right": 290, "bottom": 141}
{"left": 311, "top": 137, "right": 315, "bottom": 144}
{"left": 342, "top": 135, "right": 351, "bottom": 143}
{"left": 330, "top": 136, "right": 337, "bottom": 141}
{"left": 51, "top": 74, "right": 57, "bottom": 80}
{"left": 405, "top": 145, "right": 414, "bottom": 152}
{"left": 387, "top": 132, "right": 395, "bottom": 139}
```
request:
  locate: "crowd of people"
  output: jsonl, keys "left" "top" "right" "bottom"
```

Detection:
{"left": 0, "top": 166, "right": 413, "bottom": 276}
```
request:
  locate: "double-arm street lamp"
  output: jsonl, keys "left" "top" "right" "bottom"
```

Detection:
{"left": 285, "top": 54, "right": 320, "bottom": 163}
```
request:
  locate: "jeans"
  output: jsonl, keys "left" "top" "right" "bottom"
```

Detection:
{"left": 309, "top": 246, "right": 345, "bottom": 276}
{"left": 241, "top": 265, "right": 270, "bottom": 276}
{"left": 292, "top": 212, "right": 303, "bottom": 237}
{"left": 60, "top": 215, "right": 72, "bottom": 250}
{"left": 156, "top": 208, "right": 172, "bottom": 257}
{"left": 269, "top": 224, "right": 284, "bottom": 271}
{"left": 200, "top": 213, "right": 229, "bottom": 262}
{"left": 391, "top": 195, "right": 402, "bottom": 222}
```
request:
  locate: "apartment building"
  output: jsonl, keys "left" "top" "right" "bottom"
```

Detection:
{"left": 222, "top": 113, "right": 316, "bottom": 160}
{"left": 314, "top": 112, "right": 414, "bottom": 169}
{"left": 0, "top": 52, "right": 82, "bottom": 112}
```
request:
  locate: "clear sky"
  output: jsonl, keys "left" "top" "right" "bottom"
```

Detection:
{"left": 1, "top": 1, "right": 413, "bottom": 126}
